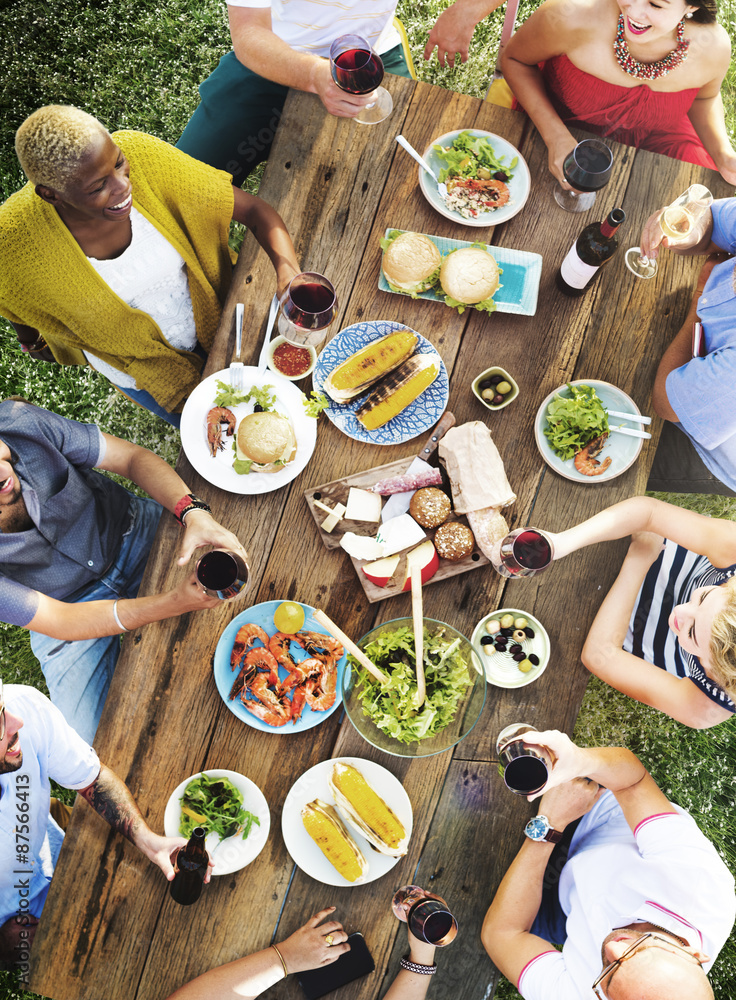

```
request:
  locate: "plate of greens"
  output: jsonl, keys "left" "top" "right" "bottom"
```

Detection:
{"left": 534, "top": 380, "right": 644, "bottom": 484}
{"left": 164, "top": 769, "right": 270, "bottom": 876}
{"left": 179, "top": 368, "right": 318, "bottom": 495}
{"left": 418, "top": 129, "right": 530, "bottom": 227}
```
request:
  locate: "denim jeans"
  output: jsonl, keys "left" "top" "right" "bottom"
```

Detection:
{"left": 29, "top": 494, "right": 162, "bottom": 744}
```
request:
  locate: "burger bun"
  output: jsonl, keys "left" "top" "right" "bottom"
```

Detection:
{"left": 382, "top": 231, "right": 441, "bottom": 295}
{"left": 236, "top": 411, "right": 296, "bottom": 472}
{"left": 439, "top": 246, "right": 500, "bottom": 306}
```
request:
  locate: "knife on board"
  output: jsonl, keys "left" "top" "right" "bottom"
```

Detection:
{"left": 381, "top": 411, "right": 456, "bottom": 521}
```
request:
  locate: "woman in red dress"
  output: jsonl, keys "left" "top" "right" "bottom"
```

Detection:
{"left": 501, "top": 0, "right": 736, "bottom": 191}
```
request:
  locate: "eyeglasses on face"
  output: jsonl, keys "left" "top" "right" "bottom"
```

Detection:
{"left": 592, "top": 931, "right": 704, "bottom": 999}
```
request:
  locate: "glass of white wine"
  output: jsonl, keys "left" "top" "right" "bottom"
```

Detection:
{"left": 625, "top": 184, "right": 713, "bottom": 279}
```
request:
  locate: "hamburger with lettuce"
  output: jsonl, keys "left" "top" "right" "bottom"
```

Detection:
{"left": 439, "top": 245, "right": 500, "bottom": 315}
{"left": 235, "top": 410, "right": 297, "bottom": 474}
{"left": 380, "top": 230, "right": 442, "bottom": 298}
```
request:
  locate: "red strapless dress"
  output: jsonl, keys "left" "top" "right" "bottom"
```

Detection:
{"left": 541, "top": 53, "right": 716, "bottom": 169}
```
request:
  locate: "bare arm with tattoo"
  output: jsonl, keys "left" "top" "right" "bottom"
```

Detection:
{"left": 78, "top": 765, "right": 212, "bottom": 881}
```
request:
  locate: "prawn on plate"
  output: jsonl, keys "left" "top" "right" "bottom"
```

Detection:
{"left": 574, "top": 433, "right": 612, "bottom": 477}
{"left": 206, "top": 406, "right": 236, "bottom": 457}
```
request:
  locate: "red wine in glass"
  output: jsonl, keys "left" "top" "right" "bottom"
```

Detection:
{"left": 277, "top": 271, "right": 336, "bottom": 347}
{"left": 331, "top": 47, "right": 385, "bottom": 95}
{"left": 196, "top": 549, "right": 249, "bottom": 601}
{"left": 392, "top": 886, "right": 458, "bottom": 946}
{"left": 283, "top": 281, "right": 336, "bottom": 327}
{"left": 329, "top": 33, "right": 393, "bottom": 124}
{"left": 496, "top": 723, "right": 552, "bottom": 796}
{"left": 491, "top": 528, "right": 554, "bottom": 579}
{"left": 554, "top": 138, "right": 613, "bottom": 213}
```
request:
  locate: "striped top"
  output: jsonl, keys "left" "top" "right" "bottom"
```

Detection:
{"left": 624, "top": 538, "right": 736, "bottom": 712}
{"left": 225, "top": 0, "right": 400, "bottom": 56}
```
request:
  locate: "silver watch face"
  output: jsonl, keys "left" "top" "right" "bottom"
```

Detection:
{"left": 525, "top": 815, "right": 551, "bottom": 841}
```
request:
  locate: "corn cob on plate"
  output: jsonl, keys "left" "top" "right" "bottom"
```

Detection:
{"left": 313, "top": 320, "right": 449, "bottom": 446}
{"left": 282, "top": 756, "right": 413, "bottom": 886}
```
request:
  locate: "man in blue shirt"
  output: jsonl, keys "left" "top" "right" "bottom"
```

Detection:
{"left": 642, "top": 198, "right": 736, "bottom": 496}
{"left": 0, "top": 399, "right": 246, "bottom": 742}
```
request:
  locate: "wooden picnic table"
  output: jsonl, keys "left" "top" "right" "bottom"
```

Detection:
{"left": 30, "top": 75, "right": 730, "bottom": 1000}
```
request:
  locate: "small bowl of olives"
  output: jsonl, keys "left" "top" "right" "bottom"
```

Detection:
{"left": 470, "top": 607, "right": 550, "bottom": 688}
{"left": 472, "top": 366, "right": 519, "bottom": 412}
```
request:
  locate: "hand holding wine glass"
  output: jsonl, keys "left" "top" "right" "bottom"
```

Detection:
{"left": 329, "top": 34, "right": 393, "bottom": 125}
{"left": 490, "top": 528, "right": 555, "bottom": 579}
{"left": 553, "top": 139, "right": 613, "bottom": 213}
{"left": 277, "top": 271, "right": 337, "bottom": 348}
{"left": 625, "top": 184, "right": 713, "bottom": 280}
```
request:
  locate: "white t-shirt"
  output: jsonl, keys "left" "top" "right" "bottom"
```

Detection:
{"left": 0, "top": 686, "right": 100, "bottom": 925}
{"left": 518, "top": 791, "right": 736, "bottom": 1000}
{"left": 225, "top": 0, "right": 400, "bottom": 56}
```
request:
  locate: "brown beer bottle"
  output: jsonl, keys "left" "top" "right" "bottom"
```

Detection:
{"left": 169, "top": 827, "right": 209, "bottom": 906}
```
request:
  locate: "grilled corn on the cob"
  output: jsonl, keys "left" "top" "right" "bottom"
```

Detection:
{"left": 301, "top": 799, "right": 368, "bottom": 883}
{"left": 323, "top": 329, "right": 418, "bottom": 403}
{"left": 357, "top": 353, "right": 441, "bottom": 431}
{"left": 329, "top": 763, "right": 409, "bottom": 857}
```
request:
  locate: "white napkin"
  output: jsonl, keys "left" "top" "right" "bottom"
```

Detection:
{"left": 380, "top": 457, "right": 433, "bottom": 523}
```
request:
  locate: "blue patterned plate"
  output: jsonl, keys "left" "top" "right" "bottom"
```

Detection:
{"left": 378, "top": 229, "right": 542, "bottom": 316}
{"left": 312, "top": 320, "right": 449, "bottom": 445}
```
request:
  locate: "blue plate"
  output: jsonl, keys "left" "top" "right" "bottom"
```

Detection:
{"left": 378, "top": 229, "right": 542, "bottom": 316}
{"left": 418, "top": 129, "right": 531, "bottom": 228}
{"left": 214, "top": 601, "right": 346, "bottom": 733}
{"left": 534, "top": 380, "right": 644, "bottom": 484}
{"left": 312, "top": 320, "right": 449, "bottom": 445}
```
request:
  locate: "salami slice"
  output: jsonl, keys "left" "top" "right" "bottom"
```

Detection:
{"left": 370, "top": 468, "right": 443, "bottom": 495}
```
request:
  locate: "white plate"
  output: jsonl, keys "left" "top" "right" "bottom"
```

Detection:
{"left": 179, "top": 367, "right": 318, "bottom": 494}
{"left": 312, "top": 320, "right": 449, "bottom": 445}
{"left": 419, "top": 129, "right": 531, "bottom": 228}
{"left": 471, "top": 608, "right": 550, "bottom": 689}
{"left": 534, "top": 380, "right": 644, "bottom": 484}
{"left": 281, "top": 756, "right": 413, "bottom": 887}
{"left": 164, "top": 768, "right": 271, "bottom": 876}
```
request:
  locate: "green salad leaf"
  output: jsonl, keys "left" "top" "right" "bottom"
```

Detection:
{"left": 350, "top": 625, "right": 471, "bottom": 744}
{"left": 213, "top": 380, "right": 276, "bottom": 411}
{"left": 432, "top": 131, "right": 516, "bottom": 184}
{"left": 302, "top": 390, "right": 329, "bottom": 418}
{"left": 179, "top": 774, "right": 260, "bottom": 841}
{"left": 543, "top": 383, "right": 609, "bottom": 460}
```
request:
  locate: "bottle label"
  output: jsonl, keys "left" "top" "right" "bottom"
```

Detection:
{"left": 559, "top": 246, "right": 599, "bottom": 289}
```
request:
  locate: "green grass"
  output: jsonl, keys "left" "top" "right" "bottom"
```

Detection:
{"left": 1, "top": 0, "right": 736, "bottom": 996}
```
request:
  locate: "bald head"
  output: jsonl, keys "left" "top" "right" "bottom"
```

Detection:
{"left": 602, "top": 941, "right": 712, "bottom": 1000}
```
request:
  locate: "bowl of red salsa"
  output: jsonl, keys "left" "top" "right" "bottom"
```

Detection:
{"left": 267, "top": 337, "right": 317, "bottom": 381}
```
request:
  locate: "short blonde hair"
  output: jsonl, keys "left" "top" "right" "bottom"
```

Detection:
{"left": 15, "top": 105, "right": 109, "bottom": 189}
{"left": 708, "top": 576, "right": 736, "bottom": 698}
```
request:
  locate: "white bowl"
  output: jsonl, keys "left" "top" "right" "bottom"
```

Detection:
{"left": 471, "top": 607, "right": 550, "bottom": 688}
{"left": 267, "top": 336, "right": 317, "bottom": 380}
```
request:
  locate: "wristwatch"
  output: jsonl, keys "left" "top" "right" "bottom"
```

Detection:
{"left": 524, "top": 815, "right": 563, "bottom": 844}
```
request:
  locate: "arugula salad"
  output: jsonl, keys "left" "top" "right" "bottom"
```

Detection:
{"left": 543, "top": 383, "right": 609, "bottom": 460}
{"left": 350, "top": 625, "right": 471, "bottom": 744}
{"left": 179, "top": 773, "right": 261, "bottom": 841}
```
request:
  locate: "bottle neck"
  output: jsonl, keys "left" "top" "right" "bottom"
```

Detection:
{"left": 600, "top": 219, "right": 620, "bottom": 238}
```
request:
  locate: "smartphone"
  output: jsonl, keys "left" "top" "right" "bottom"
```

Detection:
{"left": 297, "top": 932, "right": 375, "bottom": 1000}
{"left": 692, "top": 321, "right": 706, "bottom": 358}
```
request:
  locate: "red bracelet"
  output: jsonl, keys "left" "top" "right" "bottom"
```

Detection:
{"left": 173, "top": 493, "right": 212, "bottom": 525}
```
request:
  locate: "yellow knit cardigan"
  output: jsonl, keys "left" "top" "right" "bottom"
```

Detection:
{"left": 0, "top": 130, "right": 236, "bottom": 413}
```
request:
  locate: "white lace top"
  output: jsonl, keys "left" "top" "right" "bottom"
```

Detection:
{"left": 84, "top": 207, "right": 197, "bottom": 389}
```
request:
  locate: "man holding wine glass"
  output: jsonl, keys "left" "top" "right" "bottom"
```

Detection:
{"left": 0, "top": 398, "right": 247, "bottom": 743}
{"left": 639, "top": 196, "right": 736, "bottom": 494}
{"left": 481, "top": 729, "right": 735, "bottom": 1000}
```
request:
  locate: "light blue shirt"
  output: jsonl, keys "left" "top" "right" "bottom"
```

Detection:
{"left": 666, "top": 198, "right": 736, "bottom": 491}
{"left": 0, "top": 686, "right": 99, "bottom": 926}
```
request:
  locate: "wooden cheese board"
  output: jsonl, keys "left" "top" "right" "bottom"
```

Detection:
{"left": 303, "top": 417, "right": 492, "bottom": 603}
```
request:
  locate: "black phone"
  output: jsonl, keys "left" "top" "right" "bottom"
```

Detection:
{"left": 297, "top": 932, "right": 375, "bottom": 1000}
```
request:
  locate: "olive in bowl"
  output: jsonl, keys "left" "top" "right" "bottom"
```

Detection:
{"left": 472, "top": 366, "right": 519, "bottom": 411}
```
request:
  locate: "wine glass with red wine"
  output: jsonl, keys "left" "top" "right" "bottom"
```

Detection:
{"left": 392, "top": 886, "right": 458, "bottom": 946}
{"left": 490, "top": 528, "right": 554, "bottom": 579}
{"left": 196, "top": 549, "right": 250, "bottom": 601}
{"left": 277, "top": 272, "right": 337, "bottom": 348}
{"left": 496, "top": 723, "right": 552, "bottom": 796}
{"left": 329, "top": 34, "right": 393, "bottom": 125}
{"left": 554, "top": 139, "right": 613, "bottom": 213}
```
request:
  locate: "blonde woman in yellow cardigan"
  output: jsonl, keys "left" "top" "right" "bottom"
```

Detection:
{"left": 1, "top": 105, "right": 300, "bottom": 426}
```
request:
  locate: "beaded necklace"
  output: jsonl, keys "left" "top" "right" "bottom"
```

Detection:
{"left": 613, "top": 14, "right": 690, "bottom": 80}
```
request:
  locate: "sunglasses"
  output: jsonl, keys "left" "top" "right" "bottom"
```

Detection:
{"left": 592, "top": 931, "right": 704, "bottom": 998}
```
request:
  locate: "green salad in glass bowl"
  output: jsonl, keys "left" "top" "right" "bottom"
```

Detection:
{"left": 342, "top": 618, "right": 486, "bottom": 757}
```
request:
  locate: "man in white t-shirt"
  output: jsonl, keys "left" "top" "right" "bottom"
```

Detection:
{"left": 481, "top": 730, "right": 735, "bottom": 1000}
{"left": 176, "top": 0, "right": 506, "bottom": 183}
{"left": 0, "top": 682, "right": 196, "bottom": 969}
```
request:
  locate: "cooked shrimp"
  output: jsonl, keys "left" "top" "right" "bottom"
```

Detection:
{"left": 206, "top": 406, "right": 236, "bottom": 457}
{"left": 574, "top": 434, "right": 612, "bottom": 477}
{"left": 231, "top": 623, "right": 269, "bottom": 672}
{"left": 241, "top": 674, "right": 291, "bottom": 727}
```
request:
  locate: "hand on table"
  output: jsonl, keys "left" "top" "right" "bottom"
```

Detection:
{"left": 177, "top": 509, "right": 247, "bottom": 568}
{"left": 424, "top": 5, "right": 477, "bottom": 67}
{"left": 312, "top": 60, "right": 375, "bottom": 118}
{"left": 277, "top": 907, "right": 350, "bottom": 972}
{"left": 535, "top": 777, "right": 604, "bottom": 831}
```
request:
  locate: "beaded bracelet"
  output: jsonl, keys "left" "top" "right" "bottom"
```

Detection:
{"left": 173, "top": 493, "right": 212, "bottom": 525}
{"left": 400, "top": 956, "right": 437, "bottom": 975}
{"left": 271, "top": 944, "right": 289, "bottom": 979}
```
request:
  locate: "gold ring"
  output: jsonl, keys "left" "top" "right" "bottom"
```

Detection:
{"left": 324, "top": 934, "right": 334, "bottom": 946}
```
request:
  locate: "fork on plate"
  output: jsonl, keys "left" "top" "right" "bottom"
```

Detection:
{"left": 230, "top": 303, "right": 245, "bottom": 391}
